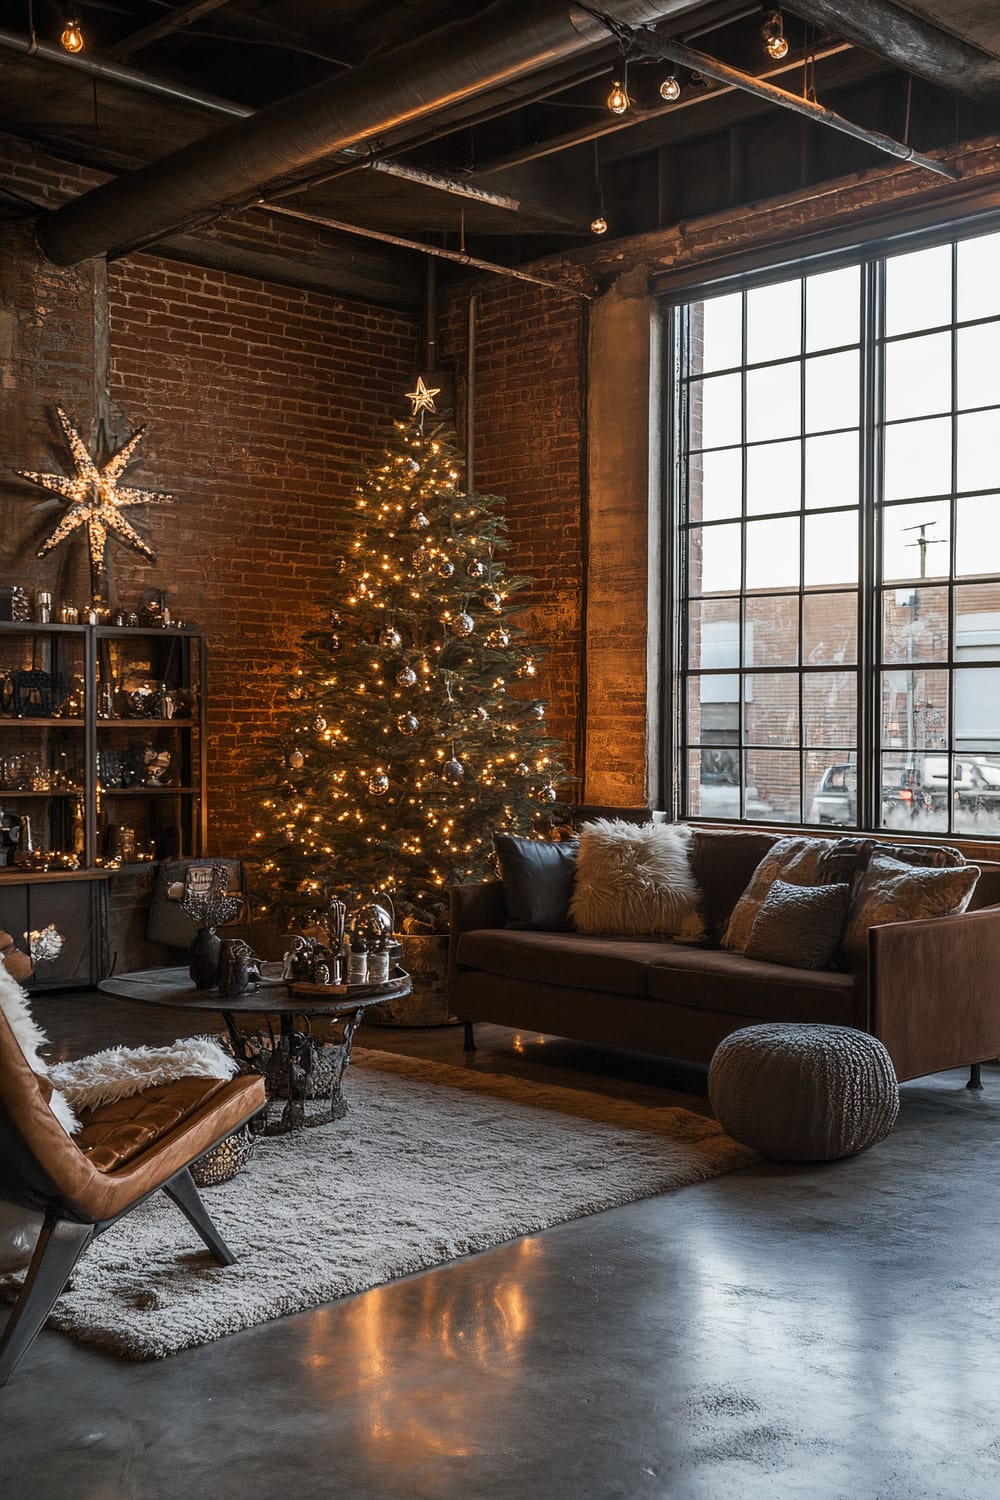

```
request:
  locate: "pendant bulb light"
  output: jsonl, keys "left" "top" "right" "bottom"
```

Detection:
{"left": 762, "top": 10, "right": 789, "bottom": 60}
{"left": 60, "top": 17, "right": 84, "bottom": 52}
{"left": 659, "top": 74, "right": 681, "bottom": 103}
{"left": 590, "top": 140, "right": 608, "bottom": 235}
{"left": 606, "top": 57, "right": 630, "bottom": 116}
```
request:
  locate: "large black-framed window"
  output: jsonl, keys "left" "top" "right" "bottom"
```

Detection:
{"left": 671, "top": 222, "right": 1000, "bottom": 838}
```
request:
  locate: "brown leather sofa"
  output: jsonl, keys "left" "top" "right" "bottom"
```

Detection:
{"left": 449, "top": 827, "right": 1000, "bottom": 1085}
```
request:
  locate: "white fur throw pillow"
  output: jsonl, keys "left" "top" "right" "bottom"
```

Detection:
{"left": 0, "top": 963, "right": 81, "bottom": 1135}
{"left": 569, "top": 820, "right": 706, "bottom": 940}
{"left": 50, "top": 1037, "right": 238, "bottom": 1112}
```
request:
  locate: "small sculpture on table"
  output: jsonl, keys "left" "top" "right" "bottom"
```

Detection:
{"left": 182, "top": 865, "right": 243, "bottom": 989}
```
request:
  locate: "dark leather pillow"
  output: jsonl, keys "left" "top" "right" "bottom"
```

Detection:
{"left": 146, "top": 858, "right": 243, "bottom": 948}
{"left": 744, "top": 879, "right": 852, "bottom": 970}
{"left": 494, "top": 834, "right": 579, "bottom": 931}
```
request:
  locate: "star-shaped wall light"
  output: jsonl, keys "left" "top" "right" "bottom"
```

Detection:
{"left": 16, "top": 406, "right": 173, "bottom": 586}
{"left": 405, "top": 376, "right": 440, "bottom": 416}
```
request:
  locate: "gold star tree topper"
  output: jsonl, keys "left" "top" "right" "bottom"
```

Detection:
{"left": 17, "top": 406, "right": 173, "bottom": 571}
{"left": 405, "top": 376, "right": 440, "bottom": 416}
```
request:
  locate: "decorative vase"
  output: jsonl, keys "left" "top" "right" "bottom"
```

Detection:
{"left": 189, "top": 926, "right": 221, "bottom": 989}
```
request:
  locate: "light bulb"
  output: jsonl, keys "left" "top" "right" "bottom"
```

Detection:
{"left": 590, "top": 215, "right": 608, "bottom": 235}
{"left": 763, "top": 11, "right": 789, "bottom": 60}
{"left": 607, "top": 79, "right": 629, "bottom": 115}
{"left": 659, "top": 74, "right": 681, "bottom": 102}
{"left": 60, "top": 17, "right": 84, "bottom": 51}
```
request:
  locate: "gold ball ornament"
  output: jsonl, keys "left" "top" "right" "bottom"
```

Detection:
{"left": 438, "top": 560, "right": 455, "bottom": 578}
{"left": 452, "top": 613, "right": 475, "bottom": 638}
{"left": 311, "top": 716, "right": 327, "bottom": 733}
{"left": 332, "top": 556, "right": 347, "bottom": 574}
{"left": 380, "top": 625, "right": 403, "bottom": 651}
{"left": 397, "top": 712, "right": 419, "bottom": 735}
{"left": 368, "top": 772, "right": 390, "bottom": 795}
{"left": 481, "top": 591, "right": 503, "bottom": 613}
{"left": 412, "top": 548, "right": 431, "bottom": 572}
{"left": 288, "top": 749, "right": 305, "bottom": 770}
{"left": 288, "top": 684, "right": 304, "bottom": 700}
{"left": 466, "top": 559, "right": 485, "bottom": 579}
{"left": 396, "top": 666, "right": 418, "bottom": 687}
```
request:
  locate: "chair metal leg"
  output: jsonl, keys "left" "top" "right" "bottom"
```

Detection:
{"left": 0, "top": 1216, "right": 94, "bottom": 1387}
{"left": 162, "top": 1166, "right": 236, "bottom": 1265}
{"left": 967, "top": 1063, "right": 983, "bottom": 1091}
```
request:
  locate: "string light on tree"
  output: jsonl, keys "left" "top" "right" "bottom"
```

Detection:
{"left": 256, "top": 384, "right": 571, "bottom": 931}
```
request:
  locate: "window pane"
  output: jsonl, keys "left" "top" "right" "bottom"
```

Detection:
{"left": 951, "top": 755, "right": 1000, "bottom": 836}
{"left": 746, "top": 280, "right": 801, "bottom": 365}
{"left": 884, "top": 332, "right": 951, "bottom": 421}
{"left": 746, "top": 516, "right": 799, "bottom": 590}
{"left": 745, "top": 594, "right": 798, "bottom": 665}
{"left": 691, "top": 373, "right": 742, "bottom": 449}
{"left": 694, "top": 448, "right": 743, "bottom": 521}
{"left": 687, "top": 678, "right": 740, "bottom": 746}
{"left": 688, "top": 598, "right": 740, "bottom": 670}
{"left": 957, "top": 322, "right": 1000, "bottom": 411}
{"left": 879, "top": 752, "right": 947, "bottom": 833}
{"left": 803, "top": 672, "right": 856, "bottom": 747}
{"left": 955, "top": 583, "right": 1000, "bottom": 650}
{"left": 803, "top": 592, "right": 857, "bottom": 664}
{"left": 883, "top": 417, "right": 952, "bottom": 500}
{"left": 688, "top": 748, "right": 744, "bottom": 819}
{"left": 881, "top": 502, "right": 950, "bottom": 582}
{"left": 744, "top": 749, "right": 799, "bottom": 822}
{"left": 957, "top": 231, "right": 1000, "bottom": 323}
{"left": 881, "top": 585, "right": 948, "bottom": 663}
{"left": 746, "top": 362, "right": 801, "bottom": 442}
{"left": 690, "top": 523, "right": 741, "bottom": 595}
{"left": 804, "top": 431, "right": 859, "bottom": 510}
{"left": 956, "top": 495, "right": 1000, "bottom": 578}
{"left": 805, "top": 350, "right": 860, "bottom": 433}
{"left": 805, "top": 751, "right": 857, "bottom": 827}
{"left": 880, "top": 667, "right": 949, "bottom": 753}
{"left": 955, "top": 667, "right": 1000, "bottom": 743}
{"left": 694, "top": 292, "right": 743, "bottom": 374}
{"left": 806, "top": 265, "right": 861, "bottom": 353}
{"left": 885, "top": 244, "right": 952, "bottom": 336}
{"left": 746, "top": 673, "right": 799, "bottom": 745}
{"left": 958, "top": 409, "right": 1000, "bottom": 493}
{"left": 746, "top": 440, "right": 800, "bottom": 515}
{"left": 804, "top": 510, "right": 858, "bottom": 587}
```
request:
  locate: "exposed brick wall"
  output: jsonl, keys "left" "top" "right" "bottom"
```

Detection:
{"left": 438, "top": 281, "right": 586, "bottom": 782}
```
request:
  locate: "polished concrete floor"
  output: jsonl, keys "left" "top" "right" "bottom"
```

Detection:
{"left": 2, "top": 992, "right": 999, "bottom": 1499}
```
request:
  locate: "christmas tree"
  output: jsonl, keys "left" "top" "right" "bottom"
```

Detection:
{"left": 254, "top": 380, "right": 571, "bottom": 932}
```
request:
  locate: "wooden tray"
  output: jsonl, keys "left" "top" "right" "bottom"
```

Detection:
{"left": 287, "top": 968, "right": 410, "bottom": 1001}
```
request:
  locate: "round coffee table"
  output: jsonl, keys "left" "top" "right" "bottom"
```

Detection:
{"left": 99, "top": 965, "right": 411, "bottom": 1133}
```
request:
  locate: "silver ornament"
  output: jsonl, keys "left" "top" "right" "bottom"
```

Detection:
{"left": 472, "top": 706, "right": 489, "bottom": 723}
{"left": 380, "top": 625, "right": 403, "bottom": 651}
{"left": 538, "top": 782, "right": 557, "bottom": 803}
{"left": 466, "top": 558, "right": 485, "bottom": 579}
{"left": 368, "top": 772, "right": 390, "bottom": 795}
{"left": 532, "top": 703, "right": 545, "bottom": 719}
{"left": 288, "top": 684, "right": 304, "bottom": 700}
{"left": 288, "top": 749, "right": 305, "bottom": 770}
{"left": 396, "top": 666, "right": 418, "bottom": 687}
{"left": 312, "top": 716, "right": 327, "bottom": 733}
{"left": 515, "top": 762, "right": 531, "bottom": 777}
{"left": 482, "top": 590, "right": 503, "bottom": 613}
{"left": 332, "top": 556, "right": 347, "bottom": 574}
{"left": 397, "top": 712, "right": 419, "bottom": 735}
{"left": 443, "top": 758, "right": 465, "bottom": 784}
{"left": 410, "top": 511, "right": 429, "bottom": 530}
{"left": 486, "top": 629, "right": 510, "bottom": 649}
{"left": 283, "top": 828, "right": 296, "bottom": 842}
{"left": 412, "top": 548, "right": 431, "bottom": 572}
{"left": 438, "top": 559, "right": 455, "bottom": 578}
{"left": 408, "top": 458, "right": 421, "bottom": 473}
{"left": 452, "top": 612, "right": 475, "bottom": 638}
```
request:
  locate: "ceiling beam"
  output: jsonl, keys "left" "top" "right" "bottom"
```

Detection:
{"left": 787, "top": 0, "right": 1000, "bottom": 100}
{"left": 33, "top": 0, "right": 709, "bottom": 266}
{"left": 109, "top": 0, "right": 237, "bottom": 60}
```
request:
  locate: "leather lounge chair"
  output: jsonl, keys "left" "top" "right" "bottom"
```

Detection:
{"left": 0, "top": 1006, "right": 266, "bottom": 1384}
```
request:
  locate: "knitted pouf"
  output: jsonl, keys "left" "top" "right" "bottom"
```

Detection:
{"left": 708, "top": 1023, "right": 900, "bottom": 1162}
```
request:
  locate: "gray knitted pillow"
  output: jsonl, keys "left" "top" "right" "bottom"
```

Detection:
{"left": 744, "top": 879, "right": 853, "bottom": 970}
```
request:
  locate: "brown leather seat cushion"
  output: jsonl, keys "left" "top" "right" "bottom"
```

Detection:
{"left": 457, "top": 929, "right": 676, "bottom": 996}
{"left": 644, "top": 945, "right": 857, "bottom": 1024}
{"left": 76, "top": 1077, "right": 235, "bottom": 1173}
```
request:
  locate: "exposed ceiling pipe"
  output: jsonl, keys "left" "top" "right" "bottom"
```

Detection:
{"left": 583, "top": 10, "right": 962, "bottom": 181}
{"left": 33, "top": 0, "right": 709, "bottom": 266}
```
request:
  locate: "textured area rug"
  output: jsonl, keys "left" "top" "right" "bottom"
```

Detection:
{"left": 3, "top": 1049, "right": 755, "bottom": 1360}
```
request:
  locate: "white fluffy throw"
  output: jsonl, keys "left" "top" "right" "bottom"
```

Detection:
{"left": 0, "top": 962, "right": 81, "bottom": 1135}
{"left": 50, "top": 1038, "right": 238, "bottom": 1112}
{"left": 569, "top": 819, "right": 706, "bottom": 940}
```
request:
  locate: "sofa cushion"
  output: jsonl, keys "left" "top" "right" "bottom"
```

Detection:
{"left": 494, "top": 834, "right": 578, "bottom": 931}
{"left": 837, "top": 854, "right": 981, "bottom": 972}
{"left": 744, "top": 879, "right": 853, "bottom": 970}
{"left": 722, "top": 836, "right": 867, "bottom": 953}
{"left": 569, "top": 820, "right": 705, "bottom": 940}
{"left": 456, "top": 929, "right": 674, "bottom": 997}
{"left": 689, "top": 829, "right": 779, "bottom": 941}
{"left": 643, "top": 945, "right": 857, "bottom": 1026}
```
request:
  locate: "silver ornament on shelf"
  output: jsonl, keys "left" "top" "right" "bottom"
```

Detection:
{"left": 486, "top": 629, "right": 510, "bottom": 649}
{"left": 380, "top": 625, "right": 403, "bottom": 651}
{"left": 466, "top": 558, "right": 485, "bottom": 579}
{"left": 397, "top": 712, "right": 419, "bottom": 735}
{"left": 396, "top": 665, "right": 418, "bottom": 687}
{"left": 438, "top": 560, "right": 455, "bottom": 578}
{"left": 452, "top": 613, "right": 475, "bottom": 638}
{"left": 288, "top": 749, "right": 305, "bottom": 770}
{"left": 443, "top": 758, "right": 465, "bottom": 784}
{"left": 368, "top": 772, "right": 390, "bottom": 795}
{"left": 410, "top": 511, "right": 429, "bottom": 530}
{"left": 481, "top": 590, "right": 503, "bottom": 613}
